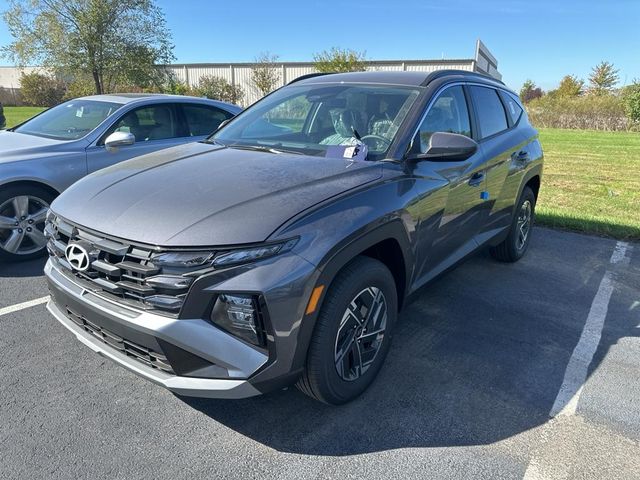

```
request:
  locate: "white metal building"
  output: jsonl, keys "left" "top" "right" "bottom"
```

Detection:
{"left": 0, "top": 40, "right": 500, "bottom": 106}
{"left": 166, "top": 40, "right": 501, "bottom": 106}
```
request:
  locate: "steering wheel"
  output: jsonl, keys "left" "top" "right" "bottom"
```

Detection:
{"left": 360, "top": 134, "right": 392, "bottom": 149}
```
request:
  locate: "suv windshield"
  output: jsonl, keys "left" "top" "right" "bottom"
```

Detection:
{"left": 211, "top": 83, "right": 421, "bottom": 161}
{"left": 14, "top": 100, "right": 122, "bottom": 140}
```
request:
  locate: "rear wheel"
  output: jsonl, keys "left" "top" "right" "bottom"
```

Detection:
{"left": 490, "top": 186, "right": 535, "bottom": 262}
{"left": 297, "top": 256, "right": 397, "bottom": 404}
{"left": 0, "top": 185, "right": 54, "bottom": 262}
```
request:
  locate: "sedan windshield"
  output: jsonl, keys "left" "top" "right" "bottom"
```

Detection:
{"left": 211, "top": 83, "right": 421, "bottom": 161}
{"left": 14, "top": 100, "right": 122, "bottom": 140}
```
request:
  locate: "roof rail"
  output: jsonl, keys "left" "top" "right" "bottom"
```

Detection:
{"left": 421, "top": 69, "right": 505, "bottom": 86}
{"left": 287, "top": 72, "right": 335, "bottom": 85}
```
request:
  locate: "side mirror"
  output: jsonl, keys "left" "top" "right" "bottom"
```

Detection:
{"left": 105, "top": 131, "right": 135, "bottom": 152}
{"left": 407, "top": 132, "right": 478, "bottom": 162}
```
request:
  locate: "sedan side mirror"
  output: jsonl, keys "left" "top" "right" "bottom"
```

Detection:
{"left": 105, "top": 131, "right": 135, "bottom": 153}
{"left": 407, "top": 132, "right": 478, "bottom": 162}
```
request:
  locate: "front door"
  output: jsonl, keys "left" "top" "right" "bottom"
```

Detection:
{"left": 86, "top": 103, "right": 188, "bottom": 173}
{"left": 409, "top": 85, "right": 490, "bottom": 285}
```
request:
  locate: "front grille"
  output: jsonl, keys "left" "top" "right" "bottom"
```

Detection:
{"left": 45, "top": 215, "right": 193, "bottom": 317}
{"left": 65, "top": 307, "right": 174, "bottom": 374}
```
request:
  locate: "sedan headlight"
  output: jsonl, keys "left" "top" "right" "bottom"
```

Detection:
{"left": 210, "top": 294, "right": 266, "bottom": 347}
{"left": 212, "top": 238, "right": 298, "bottom": 268}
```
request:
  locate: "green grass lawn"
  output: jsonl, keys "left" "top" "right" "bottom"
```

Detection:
{"left": 0, "top": 108, "right": 637, "bottom": 240}
{"left": 536, "top": 128, "right": 640, "bottom": 240}
{"left": 3, "top": 106, "right": 46, "bottom": 128}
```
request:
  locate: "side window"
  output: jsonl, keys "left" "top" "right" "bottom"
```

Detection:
{"left": 415, "top": 86, "right": 471, "bottom": 153}
{"left": 501, "top": 92, "right": 524, "bottom": 125}
{"left": 469, "top": 86, "right": 508, "bottom": 139}
{"left": 106, "top": 104, "right": 179, "bottom": 143}
{"left": 182, "top": 104, "right": 234, "bottom": 137}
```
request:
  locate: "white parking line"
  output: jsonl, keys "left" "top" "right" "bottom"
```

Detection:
{"left": 549, "top": 240, "right": 630, "bottom": 417}
{"left": 523, "top": 240, "right": 633, "bottom": 479}
{"left": 609, "top": 241, "right": 630, "bottom": 265}
{"left": 549, "top": 271, "right": 614, "bottom": 417}
{"left": 0, "top": 296, "right": 49, "bottom": 317}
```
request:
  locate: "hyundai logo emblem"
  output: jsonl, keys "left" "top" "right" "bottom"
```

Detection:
{"left": 65, "top": 243, "right": 91, "bottom": 271}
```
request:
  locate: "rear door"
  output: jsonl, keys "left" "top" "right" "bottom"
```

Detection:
{"left": 86, "top": 103, "right": 188, "bottom": 173}
{"left": 469, "top": 86, "right": 527, "bottom": 237}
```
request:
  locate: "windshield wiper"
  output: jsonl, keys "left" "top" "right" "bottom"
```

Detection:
{"left": 227, "top": 144, "right": 304, "bottom": 155}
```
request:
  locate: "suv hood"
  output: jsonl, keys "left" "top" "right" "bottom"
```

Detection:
{"left": 52, "top": 142, "right": 382, "bottom": 246}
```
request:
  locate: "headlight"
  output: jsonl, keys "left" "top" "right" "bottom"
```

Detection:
{"left": 210, "top": 294, "right": 266, "bottom": 347}
{"left": 212, "top": 238, "right": 298, "bottom": 267}
{"left": 151, "top": 251, "right": 215, "bottom": 268}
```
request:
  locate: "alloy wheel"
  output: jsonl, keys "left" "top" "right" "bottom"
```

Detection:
{"left": 516, "top": 199, "right": 532, "bottom": 251}
{"left": 334, "top": 286, "right": 388, "bottom": 382}
{"left": 0, "top": 195, "right": 49, "bottom": 256}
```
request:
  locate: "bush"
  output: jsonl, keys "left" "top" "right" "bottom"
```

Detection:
{"left": 195, "top": 75, "right": 243, "bottom": 104}
{"left": 622, "top": 83, "right": 640, "bottom": 124}
{"left": 526, "top": 94, "right": 632, "bottom": 131}
{"left": 313, "top": 47, "right": 367, "bottom": 73}
{"left": 63, "top": 77, "right": 95, "bottom": 101}
{"left": 20, "top": 72, "right": 66, "bottom": 107}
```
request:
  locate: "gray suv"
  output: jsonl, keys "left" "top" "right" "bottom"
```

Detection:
{"left": 44, "top": 71, "right": 543, "bottom": 404}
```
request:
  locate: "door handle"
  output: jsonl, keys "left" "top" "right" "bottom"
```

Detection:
{"left": 468, "top": 171, "right": 485, "bottom": 187}
{"left": 512, "top": 150, "right": 530, "bottom": 162}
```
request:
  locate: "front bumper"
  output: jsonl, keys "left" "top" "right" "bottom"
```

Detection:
{"left": 45, "top": 260, "right": 265, "bottom": 399}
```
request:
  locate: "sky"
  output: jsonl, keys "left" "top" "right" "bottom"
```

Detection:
{"left": 0, "top": 0, "right": 638, "bottom": 92}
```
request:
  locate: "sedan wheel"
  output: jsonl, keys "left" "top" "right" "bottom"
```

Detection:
{"left": 0, "top": 191, "right": 51, "bottom": 261}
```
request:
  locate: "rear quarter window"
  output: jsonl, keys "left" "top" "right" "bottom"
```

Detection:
{"left": 501, "top": 91, "right": 524, "bottom": 125}
{"left": 469, "top": 86, "right": 509, "bottom": 139}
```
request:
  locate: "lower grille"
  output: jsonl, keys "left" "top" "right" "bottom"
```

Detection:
{"left": 66, "top": 307, "right": 175, "bottom": 375}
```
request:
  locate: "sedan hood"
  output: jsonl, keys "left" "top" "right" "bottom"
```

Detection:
{"left": 52, "top": 142, "right": 382, "bottom": 246}
{"left": 0, "top": 130, "right": 67, "bottom": 162}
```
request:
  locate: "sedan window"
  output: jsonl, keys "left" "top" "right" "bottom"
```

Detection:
{"left": 106, "top": 105, "right": 179, "bottom": 143}
{"left": 182, "top": 104, "right": 234, "bottom": 136}
{"left": 13, "top": 100, "right": 122, "bottom": 140}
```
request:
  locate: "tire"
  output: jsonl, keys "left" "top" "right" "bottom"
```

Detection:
{"left": 490, "top": 186, "right": 536, "bottom": 263}
{"left": 296, "top": 256, "right": 398, "bottom": 405}
{"left": 0, "top": 185, "right": 55, "bottom": 262}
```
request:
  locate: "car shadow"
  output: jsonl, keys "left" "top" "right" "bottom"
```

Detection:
{"left": 179, "top": 231, "right": 613, "bottom": 456}
{"left": 0, "top": 257, "right": 47, "bottom": 278}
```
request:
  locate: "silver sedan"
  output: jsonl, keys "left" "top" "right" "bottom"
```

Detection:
{"left": 0, "top": 94, "right": 241, "bottom": 261}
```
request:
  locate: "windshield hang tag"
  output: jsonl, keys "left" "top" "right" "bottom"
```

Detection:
{"left": 326, "top": 143, "right": 368, "bottom": 162}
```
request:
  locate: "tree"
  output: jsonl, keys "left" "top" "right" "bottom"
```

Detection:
{"left": 588, "top": 61, "right": 619, "bottom": 95}
{"left": 519, "top": 79, "right": 543, "bottom": 103}
{"left": 556, "top": 75, "right": 584, "bottom": 97}
{"left": 622, "top": 80, "right": 640, "bottom": 123}
{"left": 195, "top": 75, "right": 243, "bottom": 104}
{"left": 251, "top": 52, "right": 280, "bottom": 97}
{"left": 2, "top": 0, "right": 174, "bottom": 95}
{"left": 19, "top": 71, "right": 66, "bottom": 106}
{"left": 313, "top": 47, "right": 367, "bottom": 73}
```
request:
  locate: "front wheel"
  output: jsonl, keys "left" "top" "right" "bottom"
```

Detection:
{"left": 296, "top": 256, "right": 397, "bottom": 404}
{"left": 490, "top": 186, "right": 536, "bottom": 262}
{"left": 0, "top": 185, "right": 54, "bottom": 262}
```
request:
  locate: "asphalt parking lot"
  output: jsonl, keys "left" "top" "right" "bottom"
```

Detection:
{"left": 1, "top": 227, "right": 639, "bottom": 479}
